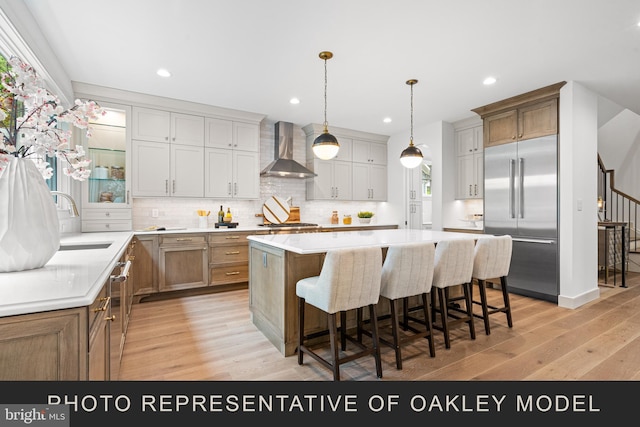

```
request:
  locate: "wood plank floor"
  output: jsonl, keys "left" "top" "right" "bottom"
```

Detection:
{"left": 118, "top": 273, "right": 640, "bottom": 381}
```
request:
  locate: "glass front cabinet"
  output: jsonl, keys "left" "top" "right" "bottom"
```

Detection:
{"left": 81, "top": 103, "right": 133, "bottom": 232}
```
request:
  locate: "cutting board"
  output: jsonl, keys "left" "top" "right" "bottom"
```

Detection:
{"left": 262, "top": 196, "right": 290, "bottom": 224}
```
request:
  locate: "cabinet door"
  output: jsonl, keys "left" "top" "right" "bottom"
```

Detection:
{"left": 233, "top": 151, "right": 259, "bottom": 199}
{"left": 474, "top": 153, "right": 484, "bottom": 198}
{"left": 171, "top": 113, "right": 204, "bottom": 146}
{"left": 171, "top": 144, "right": 204, "bottom": 197}
{"left": 457, "top": 154, "right": 474, "bottom": 199}
{"left": 233, "top": 122, "right": 260, "bottom": 152}
{"left": 159, "top": 244, "right": 208, "bottom": 292}
{"left": 456, "top": 127, "right": 476, "bottom": 156}
{"left": 351, "top": 139, "right": 370, "bottom": 163}
{"left": 0, "top": 309, "right": 85, "bottom": 380}
{"left": 369, "top": 142, "right": 387, "bottom": 165}
{"left": 332, "top": 137, "right": 352, "bottom": 161}
{"left": 205, "top": 148, "right": 233, "bottom": 198}
{"left": 205, "top": 118, "right": 233, "bottom": 149}
{"left": 333, "top": 160, "right": 352, "bottom": 200}
{"left": 484, "top": 110, "right": 517, "bottom": 147}
{"left": 369, "top": 164, "right": 387, "bottom": 201}
{"left": 352, "top": 163, "right": 369, "bottom": 200}
{"left": 131, "top": 140, "right": 170, "bottom": 197}
{"left": 518, "top": 99, "right": 558, "bottom": 141}
{"left": 132, "top": 107, "right": 170, "bottom": 142}
{"left": 131, "top": 235, "right": 157, "bottom": 298}
{"left": 306, "top": 160, "right": 333, "bottom": 200}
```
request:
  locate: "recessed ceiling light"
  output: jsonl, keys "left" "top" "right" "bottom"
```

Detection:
{"left": 157, "top": 69, "right": 171, "bottom": 77}
{"left": 289, "top": 98, "right": 300, "bottom": 104}
{"left": 483, "top": 76, "right": 497, "bottom": 85}
{"left": 383, "top": 117, "right": 392, "bottom": 123}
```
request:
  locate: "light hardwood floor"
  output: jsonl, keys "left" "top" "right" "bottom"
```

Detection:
{"left": 118, "top": 273, "right": 640, "bottom": 381}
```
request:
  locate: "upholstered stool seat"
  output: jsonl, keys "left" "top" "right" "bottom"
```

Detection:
{"left": 376, "top": 242, "right": 437, "bottom": 369}
{"left": 472, "top": 235, "right": 513, "bottom": 335}
{"left": 430, "top": 239, "right": 476, "bottom": 349}
{"left": 296, "top": 246, "right": 383, "bottom": 381}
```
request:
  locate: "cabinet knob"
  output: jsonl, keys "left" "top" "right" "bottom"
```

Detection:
{"left": 512, "top": 136, "right": 516, "bottom": 140}
{"left": 518, "top": 134, "right": 523, "bottom": 138}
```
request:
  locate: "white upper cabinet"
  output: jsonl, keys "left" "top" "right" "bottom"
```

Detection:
{"left": 455, "top": 123, "right": 483, "bottom": 200}
{"left": 132, "top": 107, "right": 171, "bottom": 143}
{"left": 205, "top": 118, "right": 259, "bottom": 152}
{"left": 171, "top": 113, "right": 205, "bottom": 146}
{"left": 456, "top": 126, "right": 483, "bottom": 156}
{"left": 204, "top": 148, "right": 259, "bottom": 199}
{"left": 353, "top": 139, "right": 387, "bottom": 165}
{"left": 132, "top": 107, "right": 204, "bottom": 146}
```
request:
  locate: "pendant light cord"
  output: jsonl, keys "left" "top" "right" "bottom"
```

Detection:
{"left": 409, "top": 81, "right": 414, "bottom": 147}
{"left": 323, "top": 57, "right": 328, "bottom": 130}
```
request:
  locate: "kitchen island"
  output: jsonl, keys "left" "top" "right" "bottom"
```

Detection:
{"left": 247, "top": 228, "right": 485, "bottom": 356}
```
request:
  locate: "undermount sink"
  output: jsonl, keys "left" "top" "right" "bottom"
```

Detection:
{"left": 58, "top": 242, "right": 113, "bottom": 251}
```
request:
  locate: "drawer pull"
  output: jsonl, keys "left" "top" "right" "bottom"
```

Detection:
{"left": 225, "top": 236, "right": 240, "bottom": 239}
{"left": 106, "top": 315, "right": 116, "bottom": 321}
{"left": 225, "top": 251, "right": 240, "bottom": 255}
{"left": 225, "top": 271, "right": 240, "bottom": 276}
{"left": 93, "top": 296, "right": 111, "bottom": 312}
{"left": 176, "top": 238, "right": 193, "bottom": 242}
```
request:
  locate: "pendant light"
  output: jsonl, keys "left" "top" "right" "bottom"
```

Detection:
{"left": 312, "top": 51, "right": 340, "bottom": 160}
{"left": 400, "top": 79, "right": 424, "bottom": 169}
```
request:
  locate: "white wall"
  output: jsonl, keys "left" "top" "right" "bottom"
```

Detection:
{"left": 558, "top": 81, "right": 600, "bottom": 308}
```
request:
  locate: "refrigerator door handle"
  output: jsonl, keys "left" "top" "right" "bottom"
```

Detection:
{"left": 509, "top": 159, "right": 516, "bottom": 218}
{"left": 512, "top": 237, "right": 556, "bottom": 244}
{"left": 519, "top": 157, "right": 524, "bottom": 218}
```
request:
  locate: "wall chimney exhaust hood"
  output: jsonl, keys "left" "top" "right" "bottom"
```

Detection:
{"left": 260, "top": 121, "right": 317, "bottom": 179}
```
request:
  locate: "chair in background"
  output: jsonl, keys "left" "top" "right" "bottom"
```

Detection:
{"left": 296, "top": 246, "right": 383, "bottom": 381}
{"left": 431, "top": 238, "right": 476, "bottom": 349}
{"left": 471, "top": 235, "right": 513, "bottom": 335}
{"left": 375, "top": 242, "right": 437, "bottom": 369}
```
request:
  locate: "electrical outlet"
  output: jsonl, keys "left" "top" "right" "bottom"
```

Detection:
{"left": 151, "top": 209, "right": 159, "bottom": 218}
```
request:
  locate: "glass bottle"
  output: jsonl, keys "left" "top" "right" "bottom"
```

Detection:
{"left": 217, "top": 205, "right": 224, "bottom": 223}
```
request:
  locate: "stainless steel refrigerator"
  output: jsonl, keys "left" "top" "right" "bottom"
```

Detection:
{"left": 483, "top": 135, "right": 559, "bottom": 302}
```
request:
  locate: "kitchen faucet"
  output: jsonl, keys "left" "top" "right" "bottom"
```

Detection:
{"left": 51, "top": 191, "right": 79, "bottom": 217}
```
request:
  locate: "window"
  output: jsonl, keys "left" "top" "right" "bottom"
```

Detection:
{"left": 421, "top": 162, "right": 431, "bottom": 197}
{"left": 0, "top": 52, "right": 57, "bottom": 191}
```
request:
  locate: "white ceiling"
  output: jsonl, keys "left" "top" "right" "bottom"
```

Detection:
{"left": 21, "top": 0, "right": 640, "bottom": 138}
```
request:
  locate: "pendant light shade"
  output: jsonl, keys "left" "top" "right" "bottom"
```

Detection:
{"left": 312, "top": 51, "right": 340, "bottom": 160}
{"left": 400, "top": 79, "right": 423, "bottom": 169}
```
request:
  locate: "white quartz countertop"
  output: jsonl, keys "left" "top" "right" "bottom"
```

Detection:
{"left": 0, "top": 231, "right": 133, "bottom": 317}
{"left": 0, "top": 223, "right": 399, "bottom": 318}
{"left": 247, "top": 228, "right": 488, "bottom": 254}
{"left": 133, "top": 222, "right": 399, "bottom": 234}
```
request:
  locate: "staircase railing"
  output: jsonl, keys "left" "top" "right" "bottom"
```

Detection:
{"left": 598, "top": 154, "right": 639, "bottom": 253}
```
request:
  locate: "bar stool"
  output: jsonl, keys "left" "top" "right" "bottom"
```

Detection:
{"left": 472, "top": 235, "right": 513, "bottom": 335}
{"left": 296, "top": 246, "right": 383, "bottom": 381}
{"left": 431, "top": 239, "right": 476, "bottom": 349}
{"left": 377, "top": 242, "right": 436, "bottom": 369}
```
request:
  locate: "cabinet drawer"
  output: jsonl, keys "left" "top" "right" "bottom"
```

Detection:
{"left": 208, "top": 232, "right": 252, "bottom": 244}
{"left": 210, "top": 264, "right": 248, "bottom": 285}
{"left": 82, "top": 220, "right": 132, "bottom": 232}
{"left": 160, "top": 235, "right": 207, "bottom": 245}
{"left": 83, "top": 209, "right": 131, "bottom": 220}
{"left": 209, "top": 244, "right": 248, "bottom": 263}
{"left": 89, "top": 283, "right": 110, "bottom": 333}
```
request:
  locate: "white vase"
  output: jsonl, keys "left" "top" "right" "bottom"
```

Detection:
{"left": 0, "top": 156, "right": 60, "bottom": 272}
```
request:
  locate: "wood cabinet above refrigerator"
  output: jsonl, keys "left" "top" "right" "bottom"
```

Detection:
{"left": 472, "top": 81, "right": 566, "bottom": 148}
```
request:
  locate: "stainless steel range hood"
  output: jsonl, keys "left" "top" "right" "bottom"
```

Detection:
{"left": 260, "top": 121, "right": 317, "bottom": 179}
